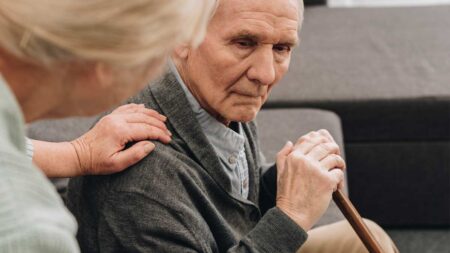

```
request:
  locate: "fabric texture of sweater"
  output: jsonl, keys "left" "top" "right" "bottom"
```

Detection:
{"left": 0, "top": 76, "right": 79, "bottom": 253}
{"left": 67, "top": 71, "right": 307, "bottom": 253}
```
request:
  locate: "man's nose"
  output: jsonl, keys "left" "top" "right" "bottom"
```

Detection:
{"left": 247, "top": 47, "right": 276, "bottom": 86}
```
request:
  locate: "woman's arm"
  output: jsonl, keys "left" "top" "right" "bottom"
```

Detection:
{"left": 31, "top": 104, "right": 172, "bottom": 177}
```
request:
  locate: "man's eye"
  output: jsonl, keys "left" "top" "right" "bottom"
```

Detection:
{"left": 274, "top": 44, "right": 291, "bottom": 53}
{"left": 236, "top": 40, "right": 256, "bottom": 48}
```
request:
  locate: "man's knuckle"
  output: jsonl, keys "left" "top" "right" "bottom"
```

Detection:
{"left": 331, "top": 154, "right": 341, "bottom": 165}
{"left": 319, "top": 143, "right": 330, "bottom": 152}
{"left": 331, "top": 142, "right": 339, "bottom": 149}
{"left": 289, "top": 152, "right": 307, "bottom": 164}
{"left": 298, "top": 135, "right": 309, "bottom": 143}
{"left": 320, "top": 136, "right": 329, "bottom": 143}
{"left": 276, "top": 150, "right": 285, "bottom": 157}
{"left": 339, "top": 156, "right": 346, "bottom": 167}
{"left": 318, "top": 129, "right": 327, "bottom": 134}
{"left": 309, "top": 131, "right": 320, "bottom": 137}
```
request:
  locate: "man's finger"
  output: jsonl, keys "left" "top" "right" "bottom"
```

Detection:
{"left": 320, "top": 154, "right": 346, "bottom": 171}
{"left": 109, "top": 141, "right": 155, "bottom": 173}
{"left": 276, "top": 141, "right": 294, "bottom": 175}
{"left": 294, "top": 136, "right": 329, "bottom": 155}
{"left": 338, "top": 180, "right": 345, "bottom": 190}
{"left": 317, "top": 129, "right": 341, "bottom": 155}
{"left": 305, "top": 142, "right": 340, "bottom": 161}
{"left": 328, "top": 168, "right": 345, "bottom": 191}
{"left": 317, "top": 129, "right": 334, "bottom": 141}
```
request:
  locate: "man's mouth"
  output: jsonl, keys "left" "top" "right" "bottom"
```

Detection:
{"left": 235, "top": 92, "right": 264, "bottom": 98}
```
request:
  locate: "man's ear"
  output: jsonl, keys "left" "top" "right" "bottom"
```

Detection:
{"left": 173, "top": 44, "right": 190, "bottom": 60}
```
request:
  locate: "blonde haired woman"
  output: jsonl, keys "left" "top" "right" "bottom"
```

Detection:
{"left": 0, "top": 0, "right": 215, "bottom": 252}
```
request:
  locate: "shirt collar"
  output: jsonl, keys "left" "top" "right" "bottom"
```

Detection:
{"left": 168, "top": 61, "right": 245, "bottom": 167}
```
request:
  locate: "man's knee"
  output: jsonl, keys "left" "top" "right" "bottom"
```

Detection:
{"left": 298, "top": 219, "right": 398, "bottom": 253}
{"left": 363, "top": 219, "right": 399, "bottom": 253}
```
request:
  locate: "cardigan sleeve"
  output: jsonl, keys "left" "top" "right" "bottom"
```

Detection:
{"left": 258, "top": 163, "right": 277, "bottom": 215}
{"left": 0, "top": 155, "right": 80, "bottom": 253}
{"left": 98, "top": 190, "right": 307, "bottom": 253}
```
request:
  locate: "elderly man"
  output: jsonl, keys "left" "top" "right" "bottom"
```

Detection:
{"left": 68, "top": 0, "right": 398, "bottom": 252}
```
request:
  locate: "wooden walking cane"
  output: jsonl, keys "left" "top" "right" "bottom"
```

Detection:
{"left": 333, "top": 189, "right": 385, "bottom": 253}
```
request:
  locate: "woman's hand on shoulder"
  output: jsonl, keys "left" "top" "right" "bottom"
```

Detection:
{"left": 71, "top": 103, "right": 171, "bottom": 175}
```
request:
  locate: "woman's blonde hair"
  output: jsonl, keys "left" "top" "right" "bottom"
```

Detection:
{"left": 0, "top": 0, "right": 216, "bottom": 66}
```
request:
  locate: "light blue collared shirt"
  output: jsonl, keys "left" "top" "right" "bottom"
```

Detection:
{"left": 170, "top": 62, "right": 249, "bottom": 199}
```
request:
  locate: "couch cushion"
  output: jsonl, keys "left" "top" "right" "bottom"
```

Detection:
{"left": 27, "top": 117, "right": 97, "bottom": 142}
{"left": 266, "top": 99, "right": 450, "bottom": 142}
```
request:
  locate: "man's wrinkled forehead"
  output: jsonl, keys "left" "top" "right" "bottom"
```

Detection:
{"left": 210, "top": 0, "right": 302, "bottom": 43}
{"left": 212, "top": 0, "right": 303, "bottom": 27}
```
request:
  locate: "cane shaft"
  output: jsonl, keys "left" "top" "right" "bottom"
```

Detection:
{"left": 332, "top": 190, "right": 384, "bottom": 253}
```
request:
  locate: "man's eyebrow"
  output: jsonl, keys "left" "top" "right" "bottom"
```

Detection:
{"left": 231, "top": 30, "right": 300, "bottom": 46}
{"left": 282, "top": 37, "right": 300, "bottom": 47}
{"left": 232, "top": 31, "right": 261, "bottom": 41}
{"left": 280, "top": 34, "right": 300, "bottom": 47}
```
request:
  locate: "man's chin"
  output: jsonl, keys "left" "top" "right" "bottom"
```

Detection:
{"left": 225, "top": 110, "right": 259, "bottom": 123}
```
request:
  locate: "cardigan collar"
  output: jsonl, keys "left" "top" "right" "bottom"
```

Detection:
{"left": 149, "top": 71, "right": 259, "bottom": 203}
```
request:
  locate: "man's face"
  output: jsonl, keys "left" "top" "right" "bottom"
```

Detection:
{"left": 175, "top": 0, "right": 301, "bottom": 124}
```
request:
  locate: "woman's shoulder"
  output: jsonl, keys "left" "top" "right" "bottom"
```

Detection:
{"left": 0, "top": 150, "right": 78, "bottom": 249}
{"left": 0, "top": 79, "right": 27, "bottom": 154}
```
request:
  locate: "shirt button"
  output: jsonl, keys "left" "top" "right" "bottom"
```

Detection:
{"left": 228, "top": 154, "right": 237, "bottom": 164}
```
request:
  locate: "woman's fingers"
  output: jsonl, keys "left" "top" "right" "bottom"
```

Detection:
{"left": 124, "top": 112, "right": 170, "bottom": 135}
{"left": 107, "top": 141, "right": 156, "bottom": 174}
{"left": 113, "top": 103, "right": 167, "bottom": 122}
{"left": 73, "top": 106, "right": 171, "bottom": 175}
{"left": 112, "top": 103, "right": 143, "bottom": 113}
{"left": 140, "top": 108, "right": 167, "bottom": 122}
{"left": 126, "top": 123, "right": 172, "bottom": 144}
